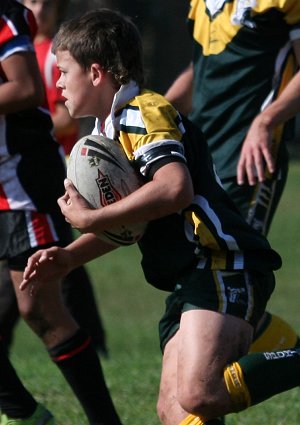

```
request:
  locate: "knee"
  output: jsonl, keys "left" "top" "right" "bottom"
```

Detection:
{"left": 157, "top": 380, "right": 227, "bottom": 421}
{"left": 18, "top": 299, "right": 50, "bottom": 338}
{"left": 177, "top": 381, "right": 227, "bottom": 418}
{"left": 18, "top": 297, "right": 36, "bottom": 321}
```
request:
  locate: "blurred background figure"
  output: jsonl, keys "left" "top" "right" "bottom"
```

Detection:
{"left": 0, "top": 0, "right": 109, "bottom": 358}
{"left": 24, "top": 0, "right": 79, "bottom": 156}
{"left": 165, "top": 0, "right": 300, "bottom": 354}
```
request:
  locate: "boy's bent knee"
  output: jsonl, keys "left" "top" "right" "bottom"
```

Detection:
{"left": 177, "top": 364, "right": 248, "bottom": 418}
{"left": 177, "top": 381, "right": 228, "bottom": 418}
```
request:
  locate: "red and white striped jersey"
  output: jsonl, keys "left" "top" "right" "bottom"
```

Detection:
{"left": 0, "top": 0, "right": 66, "bottom": 213}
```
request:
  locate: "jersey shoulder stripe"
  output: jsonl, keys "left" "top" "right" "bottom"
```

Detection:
{"left": 0, "top": 3, "right": 36, "bottom": 45}
{"left": 116, "top": 90, "right": 184, "bottom": 163}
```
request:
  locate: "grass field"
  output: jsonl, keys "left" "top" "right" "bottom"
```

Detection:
{"left": 10, "top": 161, "right": 300, "bottom": 425}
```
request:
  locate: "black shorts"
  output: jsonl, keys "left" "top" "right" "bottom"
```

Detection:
{"left": 0, "top": 210, "right": 73, "bottom": 270}
{"left": 158, "top": 268, "right": 275, "bottom": 352}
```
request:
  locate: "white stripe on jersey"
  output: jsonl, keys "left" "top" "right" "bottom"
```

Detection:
{"left": 25, "top": 211, "right": 58, "bottom": 248}
{"left": 119, "top": 107, "right": 146, "bottom": 132}
{"left": 233, "top": 251, "right": 245, "bottom": 269}
{"left": 261, "top": 41, "right": 292, "bottom": 111}
{"left": 194, "top": 194, "right": 240, "bottom": 251}
{"left": 290, "top": 28, "right": 300, "bottom": 41}
{"left": 134, "top": 140, "right": 186, "bottom": 176}
{"left": 214, "top": 270, "right": 227, "bottom": 314}
{"left": 245, "top": 271, "right": 254, "bottom": 321}
{"left": 0, "top": 154, "right": 36, "bottom": 210}
{"left": 3, "top": 15, "right": 18, "bottom": 36}
{"left": 25, "top": 211, "right": 38, "bottom": 247}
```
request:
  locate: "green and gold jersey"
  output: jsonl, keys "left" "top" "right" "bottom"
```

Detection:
{"left": 96, "top": 82, "right": 281, "bottom": 291}
{"left": 188, "top": 0, "right": 300, "bottom": 179}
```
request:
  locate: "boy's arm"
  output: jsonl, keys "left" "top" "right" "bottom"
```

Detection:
{"left": 0, "top": 51, "right": 45, "bottom": 114}
{"left": 20, "top": 233, "right": 116, "bottom": 290}
{"left": 59, "top": 161, "right": 194, "bottom": 235}
{"left": 237, "top": 38, "right": 300, "bottom": 185}
{"left": 21, "top": 160, "right": 193, "bottom": 290}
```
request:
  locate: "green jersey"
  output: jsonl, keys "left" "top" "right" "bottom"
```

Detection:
{"left": 97, "top": 82, "right": 281, "bottom": 291}
{"left": 188, "top": 0, "right": 300, "bottom": 179}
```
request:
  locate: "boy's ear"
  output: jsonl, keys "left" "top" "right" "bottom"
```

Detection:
{"left": 90, "top": 63, "right": 104, "bottom": 86}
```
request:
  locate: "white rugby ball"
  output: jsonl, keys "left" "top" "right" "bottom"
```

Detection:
{"left": 67, "top": 134, "right": 147, "bottom": 246}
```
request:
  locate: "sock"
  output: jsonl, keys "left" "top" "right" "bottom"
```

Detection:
{"left": 179, "top": 415, "right": 224, "bottom": 425}
{"left": 224, "top": 347, "right": 300, "bottom": 410}
{"left": 250, "top": 312, "right": 300, "bottom": 352}
{"left": 0, "top": 339, "right": 37, "bottom": 418}
{"left": 48, "top": 328, "right": 122, "bottom": 425}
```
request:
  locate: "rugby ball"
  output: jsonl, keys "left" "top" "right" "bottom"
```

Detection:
{"left": 67, "top": 134, "right": 147, "bottom": 246}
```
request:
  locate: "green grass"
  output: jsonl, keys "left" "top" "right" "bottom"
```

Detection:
{"left": 10, "top": 161, "right": 300, "bottom": 425}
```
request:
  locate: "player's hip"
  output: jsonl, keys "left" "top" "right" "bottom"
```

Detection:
{"left": 158, "top": 268, "right": 275, "bottom": 352}
{"left": 0, "top": 210, "right": 72, "bottom": 270}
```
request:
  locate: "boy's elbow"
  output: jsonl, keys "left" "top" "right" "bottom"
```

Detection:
{"left": 29, "top": 85, "right": 45, "bottom": 107}
{"left": 21, "top": 79, "right": 46, "bottom": 108}
{"left": 171, "top": 183, "right": 193, "bottom": 211}
{"left": 180, "top": 185, "right": 194, "bottom": 209}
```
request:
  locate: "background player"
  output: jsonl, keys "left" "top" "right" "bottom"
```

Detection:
{"left": 0, "top": 0, "right": 109, "bottom": 357}
{"left": 165, "top": 0, "right": 300, "bottom": 354}
{"left": 0, "top": 1, "right": 122, "bottom": 424}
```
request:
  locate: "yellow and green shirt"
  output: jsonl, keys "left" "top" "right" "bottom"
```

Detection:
{"left": 188, "top": 0, "right": 300, "bottom": 179}
{"left": 93, "top": 82, "right": 281, "bottom": 291}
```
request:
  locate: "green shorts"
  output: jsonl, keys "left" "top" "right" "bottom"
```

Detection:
{"left": 159, "top": 268, "right": 275, "bottom": 352}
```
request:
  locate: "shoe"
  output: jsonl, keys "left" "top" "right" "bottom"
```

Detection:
{"left": 0, "top": 404, "right": 56, "bottom": 425}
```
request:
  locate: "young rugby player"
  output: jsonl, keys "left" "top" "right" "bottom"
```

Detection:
{"left": 22, "top": 8, "right": 300, "bottom": 425}
{"left": 0, "top": 0, "right": 108, "bottom": 357}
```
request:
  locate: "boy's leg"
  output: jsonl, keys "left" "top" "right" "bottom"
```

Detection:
{"left": 250, "top": 311, "right": 300, "bottom": 352}
{"left": 0, "top": 261, "right": 108, "bottom": 356}
{"left": 224, "top": 347, "right": 300, "bottom": 409}
{"left": 0, "top": 338, "right": 38, "bottom": 419}
{"left": 157, "top": 265, "right": 300, "bottom": 425}
{"left": 61, "top": 266, "right": 108, "bottom": 356}
{"left": 9, "top": 269, "right": 122, "bottom": 425}
{"left": 157, "top": 309, "right": 253, "bottom": 424}
{"left": 158, "top": 308, "right": 300, "bottom": 425}
{"left": 0, "top": 262, "right": 19, "bottom": 350}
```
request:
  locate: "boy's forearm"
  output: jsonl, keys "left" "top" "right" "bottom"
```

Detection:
{"left": 66, "top": 233, "right": 118, "bottom": 268}
{"left": 260, "top": 70, "right": 300, "bottom": 130}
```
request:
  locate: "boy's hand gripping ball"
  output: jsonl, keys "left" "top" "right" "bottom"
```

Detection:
{"left": 67, "top": 134, "right": 147, "bottom": 246}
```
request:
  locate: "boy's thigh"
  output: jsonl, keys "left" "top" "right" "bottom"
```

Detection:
{"left": 177, "top": 309, "right": 252, "bottom": 389}
{"left": 159, "top": 309, "right": 252, "bottom": 421}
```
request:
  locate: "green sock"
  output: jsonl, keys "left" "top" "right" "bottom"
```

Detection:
{"left": 238, "top": 347, "right": 300, "bottom": 405}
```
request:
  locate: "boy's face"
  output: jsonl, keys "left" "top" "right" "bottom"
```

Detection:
{"left": 56, "top": 50, "right": 97, "bottom": 119}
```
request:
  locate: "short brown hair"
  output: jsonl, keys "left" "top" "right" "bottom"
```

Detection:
{"left": 52, "top": 8, "right": 144, "bottom": 88}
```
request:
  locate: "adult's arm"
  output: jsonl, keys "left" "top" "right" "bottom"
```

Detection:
{"left": 165, "top": 62, "right": 194, "bottom": 116}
